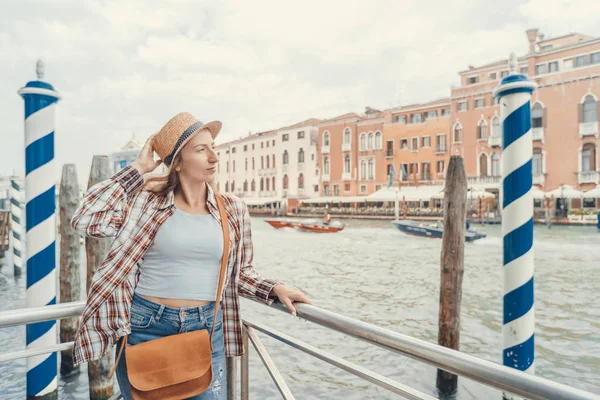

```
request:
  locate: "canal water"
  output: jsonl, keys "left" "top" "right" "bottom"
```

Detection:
{"left": 0, "top": 219, "right": 598, "bottom": 399}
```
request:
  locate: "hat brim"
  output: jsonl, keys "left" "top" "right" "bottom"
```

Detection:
{"left": 167, "top": 120, "right": 222, "bottom": 167}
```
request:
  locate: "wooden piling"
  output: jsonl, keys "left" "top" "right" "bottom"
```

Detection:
{"left": 437, "top": 156, "right": 467, "bottom": 397}
{"left": 86, "top": 156, "right": 114, "bottom": 400}
{"left": 58, "top": 164, "right": 81, "bottom": 376}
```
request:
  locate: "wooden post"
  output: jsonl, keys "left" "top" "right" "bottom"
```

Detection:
{"left": 437, "top": 156, "right": 467, "bottom": 397}
{"left": 59, "top": 164, "right": 81, "bottom": 376}
{"left": 86, "top": 156, "right": 114, "bottom": 400}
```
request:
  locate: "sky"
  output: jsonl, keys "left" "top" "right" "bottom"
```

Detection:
{"left": 1, "top": 0, "right": 599, "bottom": 187}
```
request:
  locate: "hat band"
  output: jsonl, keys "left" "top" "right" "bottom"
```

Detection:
{"left": 164, "top": 121, "right": 204, "bottom": 166}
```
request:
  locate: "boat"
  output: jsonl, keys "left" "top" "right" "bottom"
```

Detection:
{"left": 391, "top": 219, "right": 486, "bottom": 242}
{"left": 265, "top": 218, "right": 345, "bottom": 233}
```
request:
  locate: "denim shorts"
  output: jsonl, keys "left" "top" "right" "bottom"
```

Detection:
{"left": 116, "top": 292, "right": 227, "bottom": 400}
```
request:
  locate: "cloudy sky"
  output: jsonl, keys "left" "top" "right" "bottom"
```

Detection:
{"left": 1, "top": 0, "right": 599, "bottom": 186}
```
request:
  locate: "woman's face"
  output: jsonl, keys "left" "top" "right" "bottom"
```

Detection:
{"left": 177, "top": 129, "right": 219, "bottom": 183}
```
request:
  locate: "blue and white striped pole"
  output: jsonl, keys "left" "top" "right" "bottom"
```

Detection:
{"left": 10, "top": 177, "right": 24, "bottom": 277}
{"left": 18, "top": 60, "right": 61, "bottom": 400}
{"left": 493, "top": 53, "right": 537, "bottom": 396}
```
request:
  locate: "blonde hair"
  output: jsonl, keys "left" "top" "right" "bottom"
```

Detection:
{"left": 143, "top": 152, "right": 218, "bottom": 196}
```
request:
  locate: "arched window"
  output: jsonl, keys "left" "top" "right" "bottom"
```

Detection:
{"left": 298, "top": 173, "right": 304, "bottom": 189}
{"left": 344, "top": 128, "right": 351, "bottom": 144}
{"left": 283, "top": 174, "right": 289, "bottom": 189}
{"left": 477, "top": 120, "right": 488, "bottom": 140}
{"left": 582, "top": 143, "right": 597, "bottom": 172}
{"left": 492, "top": 153, "right": 500, "bottom": 177}
{"left": 251, "top": 179, "right": 256, "bottom": 192}
{"left": 266, "top": 155, "right": 270, "bottom": 168}
{"left": 344, "top": 155, "right": 351, "bottom": 174}
{"left": 283, "top": 150, "right": 289, "bottom": 165}
{"left": 266, "top": 177, "right": 270, "bottom": 191}
{"left": 368, "top": 132, "right": 374, "bottom": 150}
{"left": 479, "top": 154, "right": 488, "bottom": 176}
{"left": 323, "top": 132, "right": 330, "bottom": 146}
{"left": 261, "top": 156, "right": 264, "bottom": 169}
{"left": 323, "top": 157, "right": 330, "bottom": 174}
{"left": 532, "top": 103, "right": 544, "bottom": 128}
{"left": 272, "top": 177, "right": 275, "bottom": 191}
{"left": 272, "top": 154, "right": 275, "bottom": 168}
{"left": 375, "top": 131, "right": 382, "bottom": 149}
{"left": 368, "top": 159, "right": 374, "bottom": 179}
{"left": 454, "top": 123, "right": 463, "bottom": 143}
{"left": 252, "top": 158, "right": 255, "bottom": 170}
{"left": 360, "top": 133, "right": 367, "bottom": 150}
{"left": 492, "top": 116, "right": 500, "bottom": 137}
{"left": 243, "top": 180, "right": 248, "bottom": 192}
{"left": 360, "top": 160, "right": 367, "bottom": 180}
{"left": 533, "top": 148, "right": 543, "bottom": 177}
{"left": 260, "top": 178, "right": 264, "bottom": 192}
{"left": 582, "top": 95, "right": 597, "bottom": 123}
{"left": 225, "top": 181, "right": 229, "bottom": 192}
{"left": 298, "top": 148, "right": 305, "bottom": 163}
{"left": 231, "top": 181, "right": 235, "bottom": 192}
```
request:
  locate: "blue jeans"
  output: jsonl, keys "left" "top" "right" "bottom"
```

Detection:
{"left": 116, "top": 292, "right": 227, "bottom": 400}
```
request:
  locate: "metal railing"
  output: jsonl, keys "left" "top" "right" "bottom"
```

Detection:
{"left": 1, "top": 299, "right": 599, "bottom": 400}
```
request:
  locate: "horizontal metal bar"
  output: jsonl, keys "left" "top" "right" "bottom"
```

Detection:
{"left": 0, "top": 301, "right": 85, "bottom": 328}
{"left": 244, "top": 319, "right": 435, "bottom": 400}
{"left": 0, "top": 342, "right": 74, "bottom": 363}
{"left": 244, "top": 298, "right": 599, "bottom": 400}
{"left": 108, "top": 393, "right": 122, "bottom": 400}
{"left": 246, "top": 326, "right": 295, "bottom": 400}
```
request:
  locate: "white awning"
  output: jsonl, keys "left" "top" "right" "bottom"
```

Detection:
{"left": 299, "top": 196, "right": 368, "bottom": 204}
{"left": 583, "top": 184, "right": 600, "bottom": 198}
{"left": 366, "top": 186, "right": 445, "bottom": 202}
{"left": 243, "top": 197, "right": 282, "bottom": 206}
{"left": 545, "top": 185, "right": 583, "bottom": 199}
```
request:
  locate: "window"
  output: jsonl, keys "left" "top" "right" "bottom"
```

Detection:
{"left": 520, "top": 67, "right": 528, "bottom": 75}
{"left": 298, "top": 173, "right": 304, "bottom": 189}
{"left": 592, "top": 52, "right": 600, "bottom": 65}
{"left": 297, "top": 131, "right": 305, "bottom": 139}
{"left": 437, "top": 160, "right": 445, "bottom": 175}
{"left": 324, "top": 157, "right": 330, "bottom": 174}
{"left": 479, "top": 154, "right": 488, "bottom": 176}
{"left": 564, "top": 58, "right": 574, "bottom": 71}
{"left": 272, "top": 140, "right": 275, "bottom": 146}
{"left": 333, "top": 185, "right": 339, "bottom": 196}
{"left": 314, "top": 185, "right": 319, "bottom": 193}
{"left": 400, "top": 139, "right": 408, "bottom": 150}
{"left": 283, "top": 174, "right": 289, "bottom": 190}
{"left": 375, "top": 132, "right": 382, "bottom": 149}
{"left": 477, "top": 120, "right": 488, "bottom": 140}
{"left": 582, "top": 95, "right": 597, "bottom": 123}
{"left": 252, "top": 158, "right": 255, "bottom": 170}
{"left": 411, "top": 113, "right": 423, "bottom": 124}
{"left": 272, "top": 154, "right": 275, "bottom": 168}
{"left": 582, "top": 144, "right": 596, "bottom": 172}
{"left": 458, "top": 101, "right": 467, "bottom": 112}
{"left": 251, "top": 180, "right": 256, "bottom": 192}
{"left": 535, "top": 64, "right": 548, "bottom": 75}
{"left": 261, "top": 142, "right": 264, "bottom": 148}
{"left": 427, "top": 111, "right": 437, "bottom": 119}
{"left": 266, "top": 155, "right": 270, "bottom": 168}
{"left": 454, "top": 124, "right": 463, "bottom": 142}
{"left": 360, "top": 160, "right": 367, "bottom": 180}
{"left": 225, "top": 182, "right": 229, "bottom": 192}
{"left": 492, "top": 116, "right": 501, "bottom": 137}
{"left": 260, "top": 178, "right": 264, "bottom": 191}
{"left": 324, "top": 185, "right": 330, "bottom": 196}
{"left": 323, "top": 132, "right": 330, "bottom": 146}
{"left": 226, "top": 161, "right": 229, "bottom": 173}
{"left": 261, "top": 156, "right": 264, "bottom": 169}
{"left": 368, "top": 132, "right": 374, "bottom": 150}
{"left": 387, "top": 164, "right": 393, "bottom": 176}
{"left": 344, "top": 128, "right": 351, "bottom": 144}
{"left": 252, "top": 144, "right": 255, "bottom": 150}
{"left": 437, "top": 135, "right": 446, "bottom": 152}
{"left": 311, "top": 154, "right": 314, "bottom": 161}
{"left": 411, "top": 138, "right": 418, "bottom": 151}
{"left": 421, "top": 162, "right": 431, "bottom": 180}
{"left": 344, "top": 183, "right": 351, "bottom": 191}
{"left": 492, "top": 153, "right": 500, "bottom": 177}
{"left": 549, "top": 61, "right": 559, "bottom": 73}
{"left": 298, "top": 148, "right": 305, "bottom": 163}
{"left": 501, "top": 70, "right": 509, "bottom": 78}
{"left": 422, "top": 136, "right": 431, "bottom": 147}
{"left": 360, "top": 133, "right": 367, "bottom": 150}
{"left": 400, "top": 164, "right": 408, "bottom": 181}
{"left": 575, "top": 54, "right": 590, "bottom": 68}
{"left": 282, "top": 134, "right": 289, "bottom": 141}
{"left": 541, "top": 44, "right": 553, "bottom": 51}
{"left": 232, "top": 147, "right": 236, "bottom": 154}
{"left": 532, "top": 148, "right": 543, "bottom": 176}
{"left": 368, "top": 159, "right": 374, "bottom": 179}
{"left": 584, "top": 198, "right": 596, "bottom": 208}
{"left": 245, "top": 158, "right": 248, "bottom": 171}
{"left": 395, "top": 115, "right": 406, "bottom": 124}
{"left": 231, "top": 181, "right": 235, "bottom": 192}
{"left": 468, "top": 76, "right": 479, "bottom": 84}
{"left": 475, "top": 98, "right": 485, "bottom": 108}
{"left": 442, "top": 109, "right": 451, "bottom": 116}
{"left": 233, "top": 161, "right": 235, "bottom": 172}
{"left": 360, "top": 185, "right": 367, "bottom": 193}
{"left": 386, "top": 140, "right": 394, "bottom": 157}
{"left": 266, "top": 141, "right": 269, "bottom": 148}
{"left": 344, "top": 155, "right": 351, "bottom": 174}
{"left": 489, "top": 72, "right": 497, "bottom": 80}
{"left": 272, "top": 177, "right": 275, "bottom": 191}
{"left": 243, "top": 145, "right": 248, "bottom": 152}
{"left": 283, "top": 150, "right": 289, "bottom": 165}
{"left": 532, "top": 103, "right": 544, "bottom": 128}
{"left": 266, "top": 177, "right": 269, "bottom": 191}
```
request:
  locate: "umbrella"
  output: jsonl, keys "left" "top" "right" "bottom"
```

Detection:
{"left": 545, "top": 185, "right": 583, "bottom": 199}
{"left": 583, "top": 184, "right": 600, "bottom": 198}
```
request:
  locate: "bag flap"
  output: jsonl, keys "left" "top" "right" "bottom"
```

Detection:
{"left": 126, "top": 330, "right": 213, "bottom": 391}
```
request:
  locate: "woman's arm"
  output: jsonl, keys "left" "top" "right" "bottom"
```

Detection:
{"left": 70, "top": 165, "right": 143, "bottom": 238}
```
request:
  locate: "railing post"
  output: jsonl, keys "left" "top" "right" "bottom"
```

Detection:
{"left": 10, "top": 177, "right": 24, "bottom": 276}
{"left": 18, "top": 59, "right": 61, "bottom": 400}
{"left": 226, "top": 357, "right": 238, "bottom": 400}
{"left": 241, "top": 327, "right": 249, "bottom": 400}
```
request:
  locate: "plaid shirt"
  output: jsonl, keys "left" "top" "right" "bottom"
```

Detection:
{"left": 70, "top": 165, "right": 279, "bottom": 366}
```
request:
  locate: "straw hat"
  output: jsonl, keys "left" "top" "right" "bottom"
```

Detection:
{"left": 154, "top": 112, "right": 222, "bottom": 167}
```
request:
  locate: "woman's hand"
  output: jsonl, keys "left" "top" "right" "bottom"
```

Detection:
{"left": 271, "top": 284, "right": 312, "bottom": 316}
{"left": 131, "top": 134, "right": 162, "bottom": 174}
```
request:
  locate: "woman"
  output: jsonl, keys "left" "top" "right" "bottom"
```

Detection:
{"left": 71, "top": 112, "right": 311, "bottom": 399}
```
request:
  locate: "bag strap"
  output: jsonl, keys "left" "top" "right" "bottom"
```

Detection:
{"left": 109, "top": 193, "right": 231, "bottom": 378}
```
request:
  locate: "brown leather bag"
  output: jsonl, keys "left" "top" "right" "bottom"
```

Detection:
{"left": 109, "top": 194, "right": 230, "bottom": 400}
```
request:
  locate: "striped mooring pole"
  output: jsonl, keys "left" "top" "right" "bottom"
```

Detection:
{"left": 10, "top": 177, "right": 24, "bottom": 276}
{"left": 18, "top": 60, "right": 61, "bottom": 400}
{"left": 493, "top": 52, "right": 537, "bottom": 399}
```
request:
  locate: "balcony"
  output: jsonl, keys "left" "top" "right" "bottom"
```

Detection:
{"left": 297, "top": 162, "right": 305, "bottom": 171}
{"left": 385, "top": 150, "right": 394, "bottom": 159}
{"left": 488, "top": 136, "right": 501, "bottom": 147}
{"left": 579, "top": 122, "right": 599, "bottom": 138}
{"left": 342, "top": 142, "right": 352, "bottom": 152}
{"left": 468, "top": 176, "right": 501, "bottom": 186}
{"left": 578, "top": 171, "right": 599, "bottom": 184}
{"left": 435, "top": 145, "right": 447, "bottom": 154}
{"left": 532, "top": 174, "right": 545, "bottom": 186}
{"left": 531, "top": 127, "right": 544, "bottom": 141}
{"left": 342, "top": 172, "right": 352, "bottom": 181}
{"left": 321, "top": 174, "right": 330, "bottom": 182}
{"left": 258, "top": 168, "right": 276, "bottom": 176}
{"left": 281, "top": 164, "right": 289, "bottom": 173}
{"left": 322, "top": 145, "right": 330, "bottom": 154}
